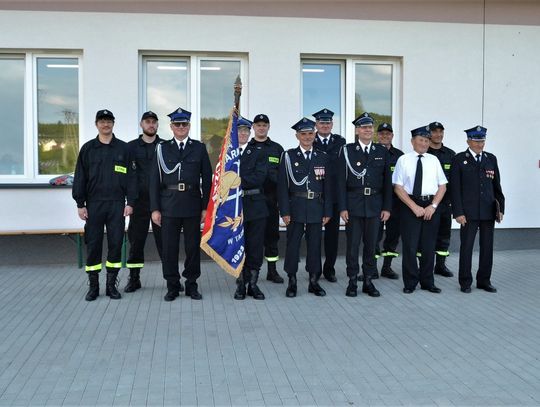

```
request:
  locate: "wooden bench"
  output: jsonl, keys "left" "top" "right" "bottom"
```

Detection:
{"left": 0, "top": 229, "right": 128, "bottom": 269}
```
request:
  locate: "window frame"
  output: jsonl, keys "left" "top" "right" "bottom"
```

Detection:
{"left": 302, "top": 55, "right": 401, "bottom": 144}
{"left": 140, "top": 53, "right": 248, "bottom": 142}
{"left": 0, "top": 51, "right": 82, "bottom": 184}
{"left": 300, "top": 59, "right": 346, "bottom": 137}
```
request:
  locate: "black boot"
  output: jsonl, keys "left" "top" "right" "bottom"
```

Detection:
{"left": 247, "top": 270, "right": 265, "bottom": 300}
{"left": 380, "top": 256, "right": 399, "bottom": 279}
{"left": 124, "top": 268, "right": 141, "bottom": 293}
{"left": 106, "top": 270, "right": 121, "bottom": 300}
{"left": 362, "top": 276, "right": 381, "bottom": 297}
{"left": 266, "top": 261, "right": 284, "bottom": 283}
{"left": 286, "top": 275, "right": 297, "bottom": 297}
{"left": 308, "top": 274, "right": 326, "bottom": 297}
{"left": 345, "top": 276, "right": 358, "bottom": 297}
{"left": 85, "top": 272, "right": 99, "bottom": 301}
{"left": 434, "top": 254, "right": 453, "bottom": 277}
{"left": 234, "top": 271, "right": 247, "bottom": 300}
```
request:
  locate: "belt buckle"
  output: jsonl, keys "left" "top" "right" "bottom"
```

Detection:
{"left": 421, "top": 195, "right": 428, "bottom": 201}
{"left": 364, "top": 187, "right": 371, "bottom": 196}
{"left": 178, "top": 183, "right": 186, "bottom": 191}
{"left": 307, "top": 191, "right": 315, "bottom": 199}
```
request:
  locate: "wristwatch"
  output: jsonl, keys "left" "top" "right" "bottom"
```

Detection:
{"left": 431, "top": 203, "right": 438, "bottom": 209}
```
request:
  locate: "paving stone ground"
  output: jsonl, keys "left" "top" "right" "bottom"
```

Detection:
{"left": 0, "top": 249, "right": 539, "bottom": 406}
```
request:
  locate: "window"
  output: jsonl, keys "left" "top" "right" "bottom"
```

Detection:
{"left": 141, "top": 55, "right": 245, "bottom": 167}
{"left": 302, "top": 61, "right": 344, "bottom": 134}
{"left": 0, "top": 56, "right": 25, "bottom": 176}
{"left": 302, "top": 57, "right": 400, "bottom": 142}
{"left": 0, "top": 53, "right": 80, "bottom": 183}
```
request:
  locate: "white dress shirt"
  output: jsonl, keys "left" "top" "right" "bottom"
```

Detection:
{"left": 392, "top": 151, "right": 447, "bottom": 195}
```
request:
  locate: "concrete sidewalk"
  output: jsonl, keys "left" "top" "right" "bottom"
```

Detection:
{"left": 0, "top": 250, "right": 539, "bottom": 406}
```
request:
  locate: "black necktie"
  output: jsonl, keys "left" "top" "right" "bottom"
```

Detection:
{"left": 179, "top": 142, "right": 184, "bottom": 153}
{"left": 322, "top": 138, "right": 328, "bottom": 149}
{"left": 413, "top": 154, "right": 423, "bottom": 196}
{"left": 305, "top": 151, "right": 311, "bottom": 161}
{"left": 239, "top": 147, "right": 243, "bottom": 155}
{"left": 363, "top": 146, "right": 369, "bottom": 161}
{"left": 476, "top": 154, "right": 481, "bottom": 163}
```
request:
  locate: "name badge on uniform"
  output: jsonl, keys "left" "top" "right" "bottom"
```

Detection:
{"left": 485, "top": 169, "right": 495, "bottom": 179}
{"left": 114, "top": 165, "right": 127, "bottom": 174}
{"left": 314, "top": 166, "right": 325, "bottom": 180}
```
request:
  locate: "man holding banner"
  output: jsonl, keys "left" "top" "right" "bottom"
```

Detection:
{"left": 232, "top": 117, "right": 269, "bottom": 300}
{"left": 201, "top": 79, "right": 247, "bottom": 286}
{"left": 149, "top": 107, "right": 212, "bottom": 301}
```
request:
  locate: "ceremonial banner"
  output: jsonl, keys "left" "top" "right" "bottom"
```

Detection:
{"left": 201, "top": 109, "right": 245, "bottom": 277}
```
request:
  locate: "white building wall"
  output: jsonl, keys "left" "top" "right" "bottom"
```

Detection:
{"left": 0, "top": 10, "right": 538, "bottom": 231}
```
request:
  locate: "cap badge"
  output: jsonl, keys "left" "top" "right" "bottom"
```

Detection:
{"left": 259, "top": 115, "right": 263, "bottom": 119}
{"left": 103, "top": 110, "right": 108, "bottom": 114}
{"left": 477, "top": 126, "right": 481, "bottom": 131}
{"left": 323, "top": 109, "right": 328, "bottom": 113}
{"left": 177, "top": 108, "right": 183, "bottom": 113}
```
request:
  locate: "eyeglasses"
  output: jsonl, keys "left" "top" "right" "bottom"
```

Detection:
{"left": 172, "top": 122, "right": 190, "bottom": 128}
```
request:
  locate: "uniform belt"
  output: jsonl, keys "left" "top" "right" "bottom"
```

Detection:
{"left": 242, "top": 188, "right": 262, "bottom": 196}
{"left": 165, "top": 183, "right": 196, "bottom": 191}
{"left": 409, "top": 194, "right": 434, "bottom": 202}
{"left": 292, "top": 191, "right": 322, "bottom": 200}
{"left": 347, "top": 187, "right": 379, "bottom": 196}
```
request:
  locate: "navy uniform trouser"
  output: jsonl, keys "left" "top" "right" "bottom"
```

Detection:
{"left": 127, "top": 199, "right": 162, "bottom": 269}
{"left": 323, "top": 203, "right": 340, "bottom": 271}
{"left": 400, "top": 201, "right": 441, "bottom": 290}
{"left": 85, "top": 200, "right": 125, "bottom": 272}
{"left": 346, "top": 215, "right": 380, "bottom": 278}
{"left": 244, "top": 217, "right": 267, "bottom": 272}
{"left": 435, "top": 200, "right": 452, "bottom": 254}
{"left": 161, "top": 216, "right": 201, "bottom": 289}
{"left": 264, "top": 195, "right": 280, "bottom": 263}
{"left": 284, "top": 222, "right": 322, "bottom": 278}
{"left": 458, "top": 219, "right": 495, "bottom": 288}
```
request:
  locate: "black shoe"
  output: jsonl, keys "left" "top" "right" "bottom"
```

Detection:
{"left": 380, "top": 266, "right": 399, "bottom": 280}
{"left": 434, "top": 266, "right": 454, "bottom": 277}
{"left": 345, "top": 279, "right": 357, "bottom": 297}
{"left": 323, "top": 266, "right": 337, "bottom": 283}
{"left": 266, "top": 262, "right": 284, "bottom": 283}
{"left": 308, "top": 281, "right": 326, "bottom": 297}
{"left": 164, "top": 290, "right": 179, "bottom": 301}
{"left": 362, "top": 283, "right": 380, "bottom": 297}
{"left": 460, "top": 287, "right": 472, "bottom": 293}
{"left": 85, "top": 272, "right": 99, "bottom": 301}
{"left": 477, "top": 284, "right": 497, "bottom": 293}
{"left": 371, "top": 272, "right": 379, "bottom": 280}
{"left": 286, "top": 276, "right": 297, "bottom": 298}
{"left": 421, "top": 285, "right": 442, "bottom": 293}
{"left": 403, "top": 288, "right": 415, "bottom": 294}
{"left": 186, "top": 288, "right": 202, "bottom": 300}
{"left": 105, "top": 272, "right": 121, "bottom": 300}
{"left": 124, "top": 269, "right": 141, "bottom": 293}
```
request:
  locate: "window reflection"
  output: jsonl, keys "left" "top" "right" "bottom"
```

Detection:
{"left": 37, "top": 57, "right": 79, "bottom": 175}
{"left": 302, "top": 62, "right": 342, "bottom": 132}
{"left": 145, "top": 59, "right": 188, "bottom": 138}
{"left": 200, "top": 60, "right": 241, "bottom": 168}
{"left": 0, "top": 57, "right": 25, "bottom": 175}
{"left": 355, "top": 64, "right": 392, "bottom": 126}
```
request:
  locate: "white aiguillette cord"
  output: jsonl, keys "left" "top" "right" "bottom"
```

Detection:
{"left": 284, "top": 151, "right": 308, "bottom": 189}
{"left": 156, "top": 142, "right": 182, "bottom": 184}
{"left": 343, "top": 145, "right": 366, "bottom": 183}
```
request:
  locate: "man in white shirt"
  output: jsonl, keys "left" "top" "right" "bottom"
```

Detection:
{"left": 392, "top": 125, "right": 447, "bottom": 294}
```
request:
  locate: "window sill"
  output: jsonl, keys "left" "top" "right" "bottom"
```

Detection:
{"left": 0, "top": 183, "right": 72, "bottom": 189}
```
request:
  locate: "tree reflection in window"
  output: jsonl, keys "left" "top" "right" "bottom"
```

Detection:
{"left": 37, "top": 58, "right": 79, "bottom": 175}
